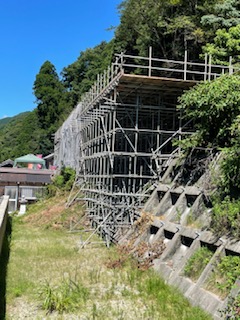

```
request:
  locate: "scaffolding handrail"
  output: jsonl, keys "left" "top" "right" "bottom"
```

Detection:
{"left": 78, "top": 49, "right": 238, "bottom": 118}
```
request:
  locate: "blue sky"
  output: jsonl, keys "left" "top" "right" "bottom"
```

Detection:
{"left": 0, "top": 0, "right": 120, "bottom": 119}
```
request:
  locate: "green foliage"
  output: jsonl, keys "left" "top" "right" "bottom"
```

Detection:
{"left": 62, "top": 41, "right": 114, "bottom": 106}
{"left": 201, "top": 0, "right": 240, "bottom": 64}
{"left": 203, "top": 25, "right": 240, "bottom": 65}
{"left": 220, "top": 148, "right": 240, "bottom": 197}
{"left": 178, "top": 74, "right": 240, "bottom": 149}
{"left": 0, "top": 111, "right": 44, "bottom": 162}
{"left": 221, "top": 293, "right": 240, "bottom": 319}
{"left": 178, "top": 73, "right": 240, "bottom": 200}
{"left": 218, "top": 115, "right": 240, "bottom": 197}
{"left": 211, "top": 197, "right": 240, "bottom": 239}
{"left": 0, "top": 117, "right": 12, "bottom": 130}
{"left": 201, "top": 0, "right": 240, "bottom": 31}
{"left": 48, "top": 167, "right": 76, "bottom": 197}
{"left": 208, "top": 254, "right": 240, "bottom": 296}
{"left": 39, "top": 276, "right": 89, "bottom": 314}
{"left": 184, "top": 247, "right": 213, "bottom": 281}
{"left": 33, "top": 61, "right": 66, "bottom": 131}
{"left": 114, "top": 0, "right": 218, "bottom": 59}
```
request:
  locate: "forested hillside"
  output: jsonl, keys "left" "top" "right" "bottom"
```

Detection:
{"left": 0, "top": 0, "right": 239, "bottom": 163}
{"left": 0, "top": 117, "right": 12, "bottom": 130}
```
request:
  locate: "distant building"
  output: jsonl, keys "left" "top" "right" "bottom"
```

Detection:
{"left": 0, "top": 159, "right": 14, "bottom": 168}
{"left": 0, "top": 154, "right": 55, "bottom": 213}
{"left": 43, "top": 153, "right": 55, "bottom": 169}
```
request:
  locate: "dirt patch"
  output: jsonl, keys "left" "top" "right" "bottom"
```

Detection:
{"left": 23, "top": 196, "right": 85, "bottom": 230}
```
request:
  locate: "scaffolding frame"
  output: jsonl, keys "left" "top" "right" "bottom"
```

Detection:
{"left": 54, "top": 49, "right": 237, "bottom": 242}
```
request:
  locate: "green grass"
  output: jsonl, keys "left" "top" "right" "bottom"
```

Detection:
{"left": 206, "top": 254, "right": 240, "bottom": 299}
{"left": 5, "top": 198, "right": 212, "bottom": 319}
{"left": 184, "top": 246, "right": 213, "bottom": 281}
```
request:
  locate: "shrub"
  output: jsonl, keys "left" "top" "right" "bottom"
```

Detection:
{"left": 211, "top": 197, "right": 240, "bottom": 239}
{"left": 47, "top": 167, "right": 76, "bottom": 196}
{"left": 207, "top": 255, "right": 240, "bottom": 297}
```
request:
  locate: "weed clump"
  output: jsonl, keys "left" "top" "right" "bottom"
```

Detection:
{"left": 39, "top": 275, "right": 89, "bottom": 314}
{"left": 184, "top": 247, "right": 213, "bottom": 281}
{"left": 206, "top": 255, "right": 240, "bottom": 298}
{"left": 221, "top": 294, "right": 240, "bottom": 319}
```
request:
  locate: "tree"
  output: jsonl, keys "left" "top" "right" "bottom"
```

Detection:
{"left": 201, "top": 0, "right": 240, "bottom": 31}
{"left": 33, "top": 61, "right": 65, "bottom": 131}
{"left": 178, "top": 74, "right": 240, "bottom": 148}
{"left": 201, "top": 0, "right": 240, "bottom": 64}
{"left": 114, "top": 0, "right": 219, "bottom": 60}
{"left": 62, "top": 41, "right": 114, "bottom": 107}
{"left": 202, "top": 24, "right": 240, "bottom": 65}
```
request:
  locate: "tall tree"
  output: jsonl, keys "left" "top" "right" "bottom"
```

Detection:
{"left": 33, "top": 61, "right": 65, "bottom": 131}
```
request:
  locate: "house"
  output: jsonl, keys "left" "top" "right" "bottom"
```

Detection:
{"left": 0, "top": 154, "right": 55, "bottom": 212}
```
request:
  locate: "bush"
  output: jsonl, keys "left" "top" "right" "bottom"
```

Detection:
{"left": 178, "top": 74, "right": 240, "bottom": 149}
{"left": 211, "top": 197, "right": 240, "bottom": 239}
{"left": 47, "top": 167, "right": 76, "bottom": 196}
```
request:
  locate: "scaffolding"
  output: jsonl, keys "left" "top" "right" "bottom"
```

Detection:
{"left": 54, "top": 49, "right": 236, "bottom": 242}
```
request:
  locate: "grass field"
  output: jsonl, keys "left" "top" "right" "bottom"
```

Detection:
{"left": 1, "top": 195, "right": 212, "bottom": 320}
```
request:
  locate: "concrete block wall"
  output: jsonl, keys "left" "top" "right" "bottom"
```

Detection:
{"left": 0, "top": 195, "right": 9, "bottom": 255}
{"left": 119, "top": 183, "right": 240, "bottom": 319}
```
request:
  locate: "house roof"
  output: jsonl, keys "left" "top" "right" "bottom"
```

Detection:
{"left": 0, "top": 159, "right": 14, "bottom": 167}
{"left": 14, "top": 154, "right": 46, "bottom": 168}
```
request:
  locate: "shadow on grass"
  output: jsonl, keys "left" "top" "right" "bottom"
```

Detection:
{"left": 0, "top": 217, "right": 12, "bottom": 320}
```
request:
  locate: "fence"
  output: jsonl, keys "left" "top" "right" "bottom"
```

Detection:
{"left": 0, "top": 196, "right": 9, "bottom": 255}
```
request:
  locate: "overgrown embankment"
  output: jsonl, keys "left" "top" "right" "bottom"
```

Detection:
{"left": 4, "top": 195, "right": 211, "bottom": 320}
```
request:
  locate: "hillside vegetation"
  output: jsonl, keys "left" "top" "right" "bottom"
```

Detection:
{"left": 0, "top": 0, "right": 239, "bottom": 161}
{"left": 0, "top": 117, "right": 13, "bottom": 130}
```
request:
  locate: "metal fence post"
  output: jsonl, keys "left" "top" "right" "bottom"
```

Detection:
{"left": 148, "top": 46, "right": 152, "bottom": 77}
{"left": 184, "top": 50, "right": 188, "bottom": 81}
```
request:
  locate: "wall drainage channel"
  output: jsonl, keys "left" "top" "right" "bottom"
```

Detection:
{"left": 163, "top": 229, "right": 175, "bottom": 245}
{"left": 157, "top": 190, "right": 166, "bottom": 202}
{"left": 185, "top": 194, "right": 198, "bottom": 207}
{"left": 225, "top": 249, "right": 240, "bottom": 257}
{"left": 170, "top": 192, "right": 180, "bottom": 205}
{"left": 150, "top": 225, "right": 159, "bottom": 235}
{"left": 200, "top": 241, "right": 218, "bottom": 253}
{"left": 181, "top": 235, "right": 194, "bottom": 248}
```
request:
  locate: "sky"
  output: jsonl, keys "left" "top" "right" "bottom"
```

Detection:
{"left": 0, "top": 0, "right": 121, "bottom": 119}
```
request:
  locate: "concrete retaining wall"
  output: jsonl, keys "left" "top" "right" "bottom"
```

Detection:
{"left": 0, "top": 195, "right": 9, "bottom": 255}
{"left": 118, "top": 184, "right": 240, "bottom": 319}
